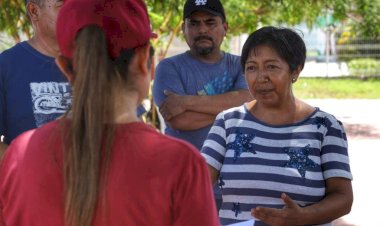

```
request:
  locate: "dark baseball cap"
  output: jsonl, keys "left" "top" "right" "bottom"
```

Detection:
{"left": 183, "top": 0, "right": 226, "bottom": 21}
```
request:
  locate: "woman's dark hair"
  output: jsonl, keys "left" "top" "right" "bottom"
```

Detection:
{"left": 241, "top": 26, "right": 306, "bottom": 73}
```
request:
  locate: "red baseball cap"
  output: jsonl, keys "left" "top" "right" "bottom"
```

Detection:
{"left": 56, "top": 0, "right": 156, "bottom": 59}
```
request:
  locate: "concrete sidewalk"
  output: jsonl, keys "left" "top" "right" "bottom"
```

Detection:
{"left": 305, "top": 99, "right": 380, "bottom": 226}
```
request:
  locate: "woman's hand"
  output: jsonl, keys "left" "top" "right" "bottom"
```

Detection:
{"left": 251, "top": 193, "right": 302, "bottom": 226}
{"left": 251, "top": 178, "right": 353, "bottom": 226}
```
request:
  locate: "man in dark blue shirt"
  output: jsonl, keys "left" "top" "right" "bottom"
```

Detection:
{"left": 0, "top": 0, "right": 71, "bottom": 158}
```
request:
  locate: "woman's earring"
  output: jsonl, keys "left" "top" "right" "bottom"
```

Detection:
{"left": 292, "top": 78, "right": 297, "bottom": 83}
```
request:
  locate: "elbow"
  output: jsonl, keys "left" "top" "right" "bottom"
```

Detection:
{"left": 344, "top": 183, "right": 354, "bottom": 215}
{"left": 343, "top": 194, "right": 353, "bottom": 216}
{"left": 337, "top": 188, "right": 353, "bottom": 218}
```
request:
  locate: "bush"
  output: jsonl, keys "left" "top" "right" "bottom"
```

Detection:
{"left": 348, "top": 58, "right": 380, "bottom": 76}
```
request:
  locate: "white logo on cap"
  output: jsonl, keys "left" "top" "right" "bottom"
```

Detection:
{"left": 195, "top": 0, "right": 207, "bottom": 6}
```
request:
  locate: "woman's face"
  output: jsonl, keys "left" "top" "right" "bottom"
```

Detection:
{"left": 244, "top": 45, "right": 297, "bottom": 107}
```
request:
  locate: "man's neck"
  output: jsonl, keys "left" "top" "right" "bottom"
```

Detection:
{"left": 189, "top": 49, "right": 224, "bottom": 64}
{"left": 28, "top": 35, "right": 60, "bottom": 58}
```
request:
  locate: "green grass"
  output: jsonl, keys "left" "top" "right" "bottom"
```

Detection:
{"left": 293, "top": 77, "right": 380, "bottom": 99}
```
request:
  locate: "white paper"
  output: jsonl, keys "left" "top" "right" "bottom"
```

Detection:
{"left": 226, "top": 219, "right": 255, "bottom": 226}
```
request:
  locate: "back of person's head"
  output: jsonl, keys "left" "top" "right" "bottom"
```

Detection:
{"left": 241, "top": 26, "right": 306, "bottom": 73}
{"left": 183, "top": 0, "right": 226, "bottom": 22}
{"left": 55, "top": 1, "right": 155, "bottom": 226}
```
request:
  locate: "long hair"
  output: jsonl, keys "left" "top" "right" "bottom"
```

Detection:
{"left": 63, "top": 25, "right": 135, "bottom": 226}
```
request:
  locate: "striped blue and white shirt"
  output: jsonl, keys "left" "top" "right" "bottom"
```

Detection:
{"left": 201, "top": 104, "right": 352, "bottom": 226}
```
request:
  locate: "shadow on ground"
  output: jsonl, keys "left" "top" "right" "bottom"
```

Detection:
{"left": 344, "top": 123, "right": 380, "bottom": 139}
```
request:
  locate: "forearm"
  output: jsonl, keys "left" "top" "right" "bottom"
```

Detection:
{"left": 167, "top": 111, "right": 215, "bottom": 131}
{"left": 0, "top": 142, "right": 8, "bottom": 160}
{"left": 299, "top": 178, "right": 353, "bottom": 225}
{"left": 184, "top": 90, "right": 252, "bottom": 115}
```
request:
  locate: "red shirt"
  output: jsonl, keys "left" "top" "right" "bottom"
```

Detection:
{"left": 0, "top": 121, "right": 218, "bottom": 226}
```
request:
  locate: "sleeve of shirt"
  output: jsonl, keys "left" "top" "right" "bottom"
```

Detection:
{"left": 172, "top": 147, "right": 219, "bottom": 226}
{"left": 321, "top": 115, "right": 353, "bottom": 180}
{"left": 201, "top": 112, "right": 227, "bottom": 171}
{"left": 152, "top": 59, "right": 186, "bottom": 107}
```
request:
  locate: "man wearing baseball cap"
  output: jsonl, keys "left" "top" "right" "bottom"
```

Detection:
{"left": 0, "top": 0, "right": 71, "bottom": 158}
{"left": 153, "top": 0, "right": 251, "bottom": 209}
{"left": 0, "top": 0, "right": 219, "bottom": 225}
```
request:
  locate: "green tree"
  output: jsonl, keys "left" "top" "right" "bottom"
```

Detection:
{"left": 1, "top": 0, "right": 380, "bottom": 50}
{"left": 0, "top": 0, "right": 31, "bottom": 42}
{"left": 147, "top": 0, "right": 380, "bottom": 52}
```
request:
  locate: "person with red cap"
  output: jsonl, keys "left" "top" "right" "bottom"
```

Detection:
{"left": 0, "top": 0, "right": 219, "bottom": 226}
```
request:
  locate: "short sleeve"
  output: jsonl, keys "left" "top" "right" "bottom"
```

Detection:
{"left": 201, "top": 112, "right": 227, "bottom": 171}
{"left": 152, "top": 59, "right": 187, "bottom": 107}
{"left": 172, "top": 148, "right": 219, "bottom": 226}
{"left": 321, "top": 116, "right": 352, "bottom": 180}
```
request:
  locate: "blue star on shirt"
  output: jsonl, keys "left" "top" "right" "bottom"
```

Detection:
{"left": 313, "top": 116, "right": 327, "bottom": 129}
{"left": 227, "top": 132, "right": 256, "bottom": 161}
{"left": 284, "top": 144, "right": 318, "bottom": 178}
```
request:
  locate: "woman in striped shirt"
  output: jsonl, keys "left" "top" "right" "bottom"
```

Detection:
{"left": 201, "top": 26, "right": 353, "bottom": 226}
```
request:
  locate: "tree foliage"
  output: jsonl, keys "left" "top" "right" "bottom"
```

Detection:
{"left": 1, "top": 0, "right": 379, "bottom": 51}
{"left": 147, "top": 0, "right": 380, "bottom": 55}
{"left": 0, "top": 0, "right": 31, "bottom": 42}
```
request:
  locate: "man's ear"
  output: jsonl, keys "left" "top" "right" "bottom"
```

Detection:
{"left": 223, "top": 22, "right": 228, "bottom": 36}
{"left": 55, "top": 55, "right": 74, "bottom": 83}
{"left": 27, "top": 2, "right": 40, "bottom": 21}
{"left": 181, "top": 22, "right": 185, "bottom": 34}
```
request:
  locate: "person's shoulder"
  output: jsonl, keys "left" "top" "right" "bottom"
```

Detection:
{"left": 0, "top": 120, "right": 62, "bottom": 185}
{"left": 0, "top": 42, "right": 34, "bottom": 68}
{"left": 218, "top": 104, "right": 246, "bottom": 118}
{"left": 155, "top": 52, "right": 190, "bottom": 76}
{"left": 0, "top": 128, "right": 37, "bottom": 180}
{"left": 313, "top": 108, "right": 344, "bottom": 128}
{"left": 3, "top": 129, "right": 37, "bottom": 159}
{"left": 222, "top": 52, "right": 242, "bottom": 69}
{"left": 223, "top": 51, "right": 241, "bottom": 60}
{"left": 8, "top": 120, "right": 61, "bottom": 150}
{"left": 0, "top": 42, "right": 27, "bottom": 58}
{"left": 224, "top": 51, "right": 240, "bottom": 58}
{"left": 158, "top": 52, "right": 188, "bottom": 65}
{"left": 0, "top": 43, "right": 20, "bottom": 64}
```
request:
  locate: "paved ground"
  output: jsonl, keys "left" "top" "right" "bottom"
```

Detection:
{"left": 305, "top": 99, "right": 380, "bottom": 226}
